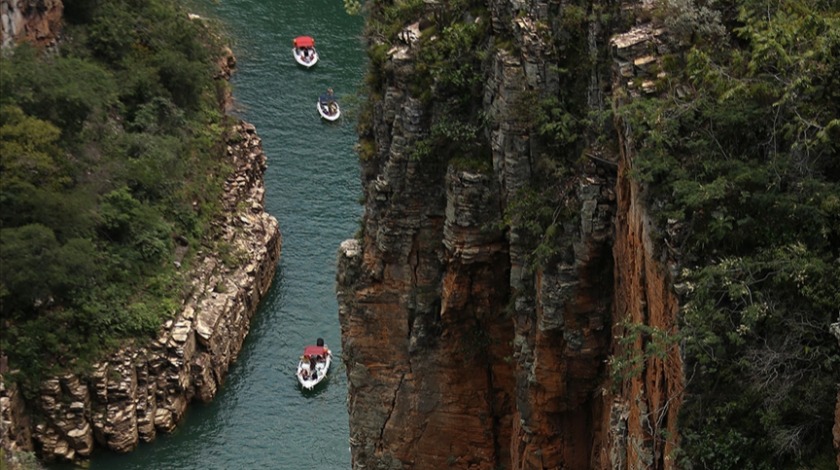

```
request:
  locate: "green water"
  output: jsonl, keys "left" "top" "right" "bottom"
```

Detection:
{"left": 86, "top": 1, "right": 366, "bottom": 468}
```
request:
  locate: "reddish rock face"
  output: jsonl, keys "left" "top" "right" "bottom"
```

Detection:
{"left": 338, "top": 3, "right": 687, "bottom": 470}
{"left": 0, "top": 0, "right": 64, "bottom": 49}
{"left": 338, "top": 159, "right": 516, "bottom": 469}
{"left": 596, "top": 127, "right": 683, "bottom": 470}
{"left": 340, "top": 7, "right": 620, "bottom": 470}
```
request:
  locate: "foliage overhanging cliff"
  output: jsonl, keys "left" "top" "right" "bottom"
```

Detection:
{"left": 338, "top": 0, "right": 840, "bottom": 468}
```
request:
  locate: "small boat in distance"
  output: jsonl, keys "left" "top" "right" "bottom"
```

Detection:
{"left": 297, "top": 339, "right": 331, "bottom": 390}
{"left": 293, "top": 35, "right": 318, "bottom": 67}
{"left": 318, "top": 88, "right": 340, "bottom": 121}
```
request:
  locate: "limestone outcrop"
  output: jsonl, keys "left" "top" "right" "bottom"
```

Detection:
{"left": 0, "top": 376, "right": 32, "bottom": 465}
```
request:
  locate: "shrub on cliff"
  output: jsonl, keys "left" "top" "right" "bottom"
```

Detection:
{"left": 619, "top": 0, "right": 840, "bottom": 467}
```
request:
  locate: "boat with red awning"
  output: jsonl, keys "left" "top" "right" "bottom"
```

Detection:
{"left": 297, "top": 338, "right": 331, "bottom": 390}
{"left": 292, "top": 35, "right": 318, "bottom": 67}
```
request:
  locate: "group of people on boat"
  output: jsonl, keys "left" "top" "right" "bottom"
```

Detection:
{"left": 299, "top": 337, "right": 330, "bottom": 381}
{"left": 299, "top": 46, "right": 315, "bottom": 63}
{"left": 293, "top": 36, "right": 316, "bottom": 64}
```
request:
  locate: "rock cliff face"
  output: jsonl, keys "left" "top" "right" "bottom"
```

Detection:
{"left": 0, "top": 122, "right": 281, "bottom": 463}
{"left": 337, "top": 1, "right": 688, "bottom": 469}
{"left": 0, "top": 0, "right": 62, "bottom": 49}
{"left": 597, "top": 25, "right": 684, "bottom": 470}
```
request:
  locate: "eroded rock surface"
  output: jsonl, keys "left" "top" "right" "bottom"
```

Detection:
{"left": 0, "top": 0, "right": 63, "bottom": 49}
{"left": 337, "top": 1, "right": 685, "bottom": 469}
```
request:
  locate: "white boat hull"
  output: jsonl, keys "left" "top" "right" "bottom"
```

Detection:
{"left": 297, "top": 353, "right": 331, "bottom": 390}
{"left": 318, "top": 101, "right": 340, "bottom": 121}
{"left": 293, "top": 48, "right": 318, "bottom": 67}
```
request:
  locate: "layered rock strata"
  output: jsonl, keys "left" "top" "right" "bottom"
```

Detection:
{"left": 0, "top": 123, "right": 281, "bottom": 463}
{"left": 0, "top": 376, "right": 32, "bottom": 464}
{"left": 337, "top": 28, "right": 516, "bottom": 467}
{"left": 338, "top": 0, "right": 685, "bottom": 469}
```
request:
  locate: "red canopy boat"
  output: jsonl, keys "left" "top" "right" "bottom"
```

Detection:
{"left": 292, "top": 36, "right": 318, "bottom": 67}
{"left": 297, "top": 342, "right": 331, "bottom": 390}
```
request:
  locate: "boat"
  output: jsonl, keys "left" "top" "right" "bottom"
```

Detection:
{"left": 292, "top": 35, "right": 318, "bottom": 67}
{"left": 318, "top": 90, "right": 340, "bottom": 121}
{"left": 297, "top": 340, "right": 332, "bottom": 390}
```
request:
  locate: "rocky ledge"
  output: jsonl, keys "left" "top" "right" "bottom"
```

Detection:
{"left": 0, "top": 122, "right": 282, "bottom": 463}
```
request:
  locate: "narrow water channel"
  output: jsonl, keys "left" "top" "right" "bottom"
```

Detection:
{"left": 87, "top": 0, "right": 366, "bottom": 468}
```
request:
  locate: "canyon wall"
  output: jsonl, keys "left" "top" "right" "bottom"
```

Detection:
{"left": 338, "top": 0, "right": 840, "bottom": 462}
{"left": 336, "top": 55, "right": 515, "bottom": 466}
{"left": 337, "top": 1, "right": 686, "bottom": 469}
{"left": 596, "top": 25, "right": 684, "bottom": 469}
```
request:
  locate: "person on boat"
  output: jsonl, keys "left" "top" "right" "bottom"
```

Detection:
{"left": 321, "top": 90, "right": 337, "bottom": 116}
{"left": 309, "top": 345, "right": 319, "bottom": 380}
{"left": 314, "top": 339, "right": 330, "bottom": 361}
{"left": 300, "top": 356, "right": 310, "bottom": 379}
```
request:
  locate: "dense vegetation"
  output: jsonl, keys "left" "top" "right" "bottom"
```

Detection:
{"left": 0, "top": 0, "right": 233, "bottom": 387}
{"left": 357, "top": 0, "right": 838, "bottom": 468}
{"left": 620, "top": 0, "right": 840, "bottom": 467}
